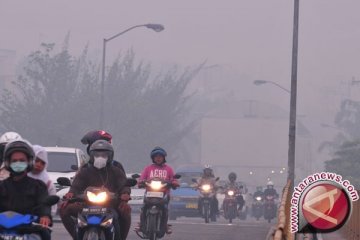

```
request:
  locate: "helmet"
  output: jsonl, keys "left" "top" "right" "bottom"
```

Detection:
{"left": 150, "top": 147, "right": 167, "bottom": 162}
{"left": 203, "top": 165, "right": 214, "bottom": 177}
{"left": 267, "top": 181, "right": 274, "bottom": 188}
{"left": 228, "top": 172, "right": 237, "bottom": 182}
{"left": 0, "top": 132, "right": 22, "bottom": 166}
{"left": 256, "top": 186, "right": 263, "bottom": 192}
{"left": 3, "top": 139, "right": 34, "bottom": 173}
{"left": 89, "top": 140, "right": 114, "bottom": 165}
{"left": 81, "top": 130, "right": 112, "bottom": 154}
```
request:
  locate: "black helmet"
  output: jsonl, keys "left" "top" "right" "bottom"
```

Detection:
{"left": 228, "top": 172, "right": 237, "bottom": 182}
{"left": 81, "top": 130, "right": 112, "bottom": 154}
{"left": 89, "top": 140, "right": 114, "bottom": 165}
{"left": 150, "top": 147, "right": 167, "bottom": 163}
{"left": 4, "top": 139, "right": 34, "bottom": 173}
{"left": 203, "top": 165, "right": 214, "bottom": 177}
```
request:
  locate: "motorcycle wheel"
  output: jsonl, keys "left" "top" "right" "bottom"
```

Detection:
{"left": 83, "top": 228, "right": 105, "bottom": 240}
{"left": 204, "top": 203, "right": 210, "bottom": 223}
{"left": 148, "top": 214, "right": 158, "bottom": 240}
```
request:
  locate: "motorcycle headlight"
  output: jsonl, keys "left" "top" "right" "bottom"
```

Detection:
{"left": 228, "top": 190, "right": 234, "bottom": 196}
{"left": 100, "top": 218, "right": 113, "bottom": 227}
{"left": 256, "top": 196, "right": 262, "bottom": 201}
{"left": 201, "top": 184, "right": 211, "bottom": 192}
{"left": 150, "top": 180, "right": 163, "bottom": 190}
{"left": 86, "top": 191, "right": 108, "bottom": 203}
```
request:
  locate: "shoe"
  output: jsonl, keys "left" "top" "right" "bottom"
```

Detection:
{"left": 134, "top": 222, "right": 141, "bottom": 232}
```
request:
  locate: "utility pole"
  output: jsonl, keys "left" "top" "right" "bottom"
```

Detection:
{"left": 288, "top": 0, "right": 300, "bottom": 186}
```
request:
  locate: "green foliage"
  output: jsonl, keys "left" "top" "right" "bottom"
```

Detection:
{"left": 0, "top": 43, "right": 201, "bottom": 171}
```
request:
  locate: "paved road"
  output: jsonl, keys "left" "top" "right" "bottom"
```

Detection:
{"left": 53, "top": 216, "right": 272, "bottom": 240}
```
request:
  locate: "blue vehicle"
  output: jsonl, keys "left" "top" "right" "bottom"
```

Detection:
{"left": 0, "top": 196, "right": 59, "bottom": 240}
{"left": 169, "top": 166, "right": 203, "bottom": 220}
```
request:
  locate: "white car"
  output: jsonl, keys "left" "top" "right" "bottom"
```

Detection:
{"left": 45, "top": 147, "right": 88, "bottom": 217}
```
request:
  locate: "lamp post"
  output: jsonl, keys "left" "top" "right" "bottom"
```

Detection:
{"left": 100, "top": 24, "right": 165, "bottom": 128}
{"left": 253, "top": 80, "right": 290, "bottom": 94}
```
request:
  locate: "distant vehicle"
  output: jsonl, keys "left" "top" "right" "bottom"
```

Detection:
{"left": 127, "top": 173, "right": 144, "bottom": 213}
{"left": 169, "top": 166, "right": 203, "bottom": 220}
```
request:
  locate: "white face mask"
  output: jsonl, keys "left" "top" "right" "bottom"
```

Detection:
{"left": 93, "top": 157, "right": 108, "bottom": 169}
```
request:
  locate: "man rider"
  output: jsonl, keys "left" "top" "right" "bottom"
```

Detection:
{"left": 224, "top": 172, "right": 244, "bottom": 211}
{"left": 60, "top": 140, "right": 131, "bottom": 240}
{"left": 80, "top": 130, "right": 125, "bottom": 173}
{"left": 197, "top": 165, "right": 219, "bottom": 218}
{"left": 136, "top": 147, "right": 178, "bottom": 235}
{"left": 253, "top": 186, "right": 264, "bottom": 199}
{"left": 0, "top": 140, "right": 52, "bottom": 240}
{"left": 263, "top": 181, "right": 279, "bottom": 198}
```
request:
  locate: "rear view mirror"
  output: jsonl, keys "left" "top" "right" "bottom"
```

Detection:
{"left": 174, "top": 174, "right": 181, "bottom": 179}
{"left": 71, "top": 165, "right": 79, "bottom": 171}
{"left": 57, "top": 177, "right": 71, "bottom": 187}
{"left": 42, "top": 195, "right": 60, "bottom": 206}
{"left": 131, "top": 174, "right": 140, "bottom": 179}
{"left": 192, "top": 178, "right": 198, "bottom": 183}
{"left": 215, "top": 177, "right": 220, "bottom": 181}
{"left": 126, "top": 178, "right": 137, "bottom": 187}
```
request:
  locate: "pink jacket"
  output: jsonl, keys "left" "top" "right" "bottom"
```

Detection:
{"left": 139, "top": 163, "right": 175, "bottom": 182}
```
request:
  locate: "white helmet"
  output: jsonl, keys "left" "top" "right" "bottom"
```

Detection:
{"left": 0, "top": 132, "right": 22, "bottom": 144}
{"left": 267, "top": 181, "right": 274, "bottom": 187}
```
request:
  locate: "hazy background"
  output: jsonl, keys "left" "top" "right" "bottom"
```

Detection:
{"left": 1, "top": 0, "right": 360, "bottom": 185}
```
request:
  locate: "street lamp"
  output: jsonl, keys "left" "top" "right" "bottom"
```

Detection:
{"left": 100, "top": 23, "right": 165, "bottom": 128}
{"left": 253, "top": 80, "right": 290, "bottom": 94}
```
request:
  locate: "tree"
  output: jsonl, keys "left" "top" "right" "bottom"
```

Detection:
{"left": 0, "top": 43, "right": 202, "bottom": 171}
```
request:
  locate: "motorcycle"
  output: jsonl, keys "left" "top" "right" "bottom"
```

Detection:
{"left": 135, "top": 174, "right": 181, "bottom": 240}
{"left": 251, "top": 195, "right": 263, "bottom": 221}
{"left": 0, "top": 195, "right": 59, "bottom": 240}
{"left": 193, "top": 177, "right": 219, "bottom": 223}
{"left": 263, "top": 195, "right": 276, "bottom": 223}
{"left": 222, "top": 188, "right": 238, "bottom": 223}
{"left": 57, "top": 177, "right": 137, "bottom": 240}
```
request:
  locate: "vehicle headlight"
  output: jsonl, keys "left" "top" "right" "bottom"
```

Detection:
{"left": 86, "top": 191, "right": 108, "bottom": 203}
{"left": 228, "top": 190, "right": 234, "bottom": 196}
{"left": 150, "top": 181, "right": 163, "bottom": 190}
{"left": 100, "top": 218, "right": 113, "bottom": 227}
{"left": 256, "top": 196, "right": 262, "bottom": 201}
{"left": 201, "top": 184, "right": 211, "bottom": 192}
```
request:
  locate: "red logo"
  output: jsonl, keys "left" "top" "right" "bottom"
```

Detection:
{"left": 301, "top": 183, "right": 350, "bottom": 231}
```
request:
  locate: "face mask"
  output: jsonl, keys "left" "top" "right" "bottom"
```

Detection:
{"left": 10, "top": 162, "right": 28, "bottom": 173}
{"left": 93, "top": 157, "right": 108, "bottom": 169}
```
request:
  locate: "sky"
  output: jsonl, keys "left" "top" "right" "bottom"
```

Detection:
{"left": 1, "top": 0, "right": 360, "bottom": 169}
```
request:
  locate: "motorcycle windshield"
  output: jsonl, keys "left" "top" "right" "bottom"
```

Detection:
{"left": 0, "top": 211, "right": 36, "bottom": 229}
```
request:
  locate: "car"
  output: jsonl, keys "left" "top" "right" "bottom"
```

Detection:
{"left": 169, "top": 166, "right": 203, "bottom": 220}
{"left": 44, "top": 147, "right": 88, "bottom": 217}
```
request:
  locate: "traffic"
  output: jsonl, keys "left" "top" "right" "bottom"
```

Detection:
{"left": 0, "top": 130, "right": 279, "bottom": 240}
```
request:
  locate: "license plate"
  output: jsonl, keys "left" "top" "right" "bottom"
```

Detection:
{"left": 0, "top": 234, "right": 24, "bottom": 240}
{"left": 82, "top": 207, "right": 107, "bottom": 214}
{"left": 146, "top": 192, "right": 164, "bottom": 198}
{"left": 185, "top": 203, "right": 198, "bottom": 209}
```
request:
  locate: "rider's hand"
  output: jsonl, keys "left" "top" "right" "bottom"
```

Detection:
{"left": 171, "top": 180, "right": 179, "bottom": 189}
{"left": 120, "top": 193, "right": 131, "bottom": 202}
{"left": 39, "top": 216, "right": 51, "bottom": 227}
{"left": 60, "top": 192, "right": 74, "bottom": 209}
{"left": 118, "top": 201, "right": 131, "bottom": 215}
{"left": 138, "top": 181, "right": 145, "bottom": 188}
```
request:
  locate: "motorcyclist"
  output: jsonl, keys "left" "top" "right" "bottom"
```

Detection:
{"left": 60, "top": 140, "right": 131, "bottom": 240}
{"left": 0, "top": 132, "right": 22, "bottom": 180}
{"left": 0, "top": 140, "right": 52, "bottom": 240}
{"left": 253, "top": 186, "right": 264, "bottom": 199}
{"left": 136, "top": 147, "right": 178, "bottom": 234}
{"left": 224, "top": 172, "right": 244, "bottom": 211}
{"left": 263, "top": 181, "right": 279, "bottom": 198}
{"left": 80, "top": 130, "right": 126, "bottom": 173}
{"left": 197, "top": 165, "right": 219, "bottom": 218}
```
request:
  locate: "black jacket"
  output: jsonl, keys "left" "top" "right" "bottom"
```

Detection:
{"left": 0, "top": 175, "right": 51, "bottom": 217}
{"left": 70, "top": 163, "right": 130, "bottom": 195}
